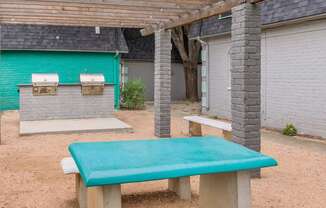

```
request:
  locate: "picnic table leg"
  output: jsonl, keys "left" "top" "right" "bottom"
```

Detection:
{"left": 168, "top": 177, "right": 191, "bottom": 200}
{"left": 0, "top": 112, "right": 2, "bottom": 144}
{"left": 189, "top": 121, "right": 202, "bottom": 136}
{"left": 78, "top": 175, "right": 87, "bottom": 208}
{"left": 199, "top": 171, "right": 251, "bottom": 208}
{"left": 223, "top": 130, "right": 232, "bottom": 140}
{"left": 87, "top": 185, "right": 121, "bottom": 208}
{"left": 76, "top": 174, "right": 81, "bottom": 202}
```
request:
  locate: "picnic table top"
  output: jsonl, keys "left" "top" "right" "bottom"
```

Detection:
{"left": 69, "top": 136, "right": 277, "bottom": 187}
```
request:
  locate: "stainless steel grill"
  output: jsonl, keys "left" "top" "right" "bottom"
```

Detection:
{"left": 80, "top": 74, "right": 105, "bottom": 95}
{"left": 32, "top": 73, "right": 59, "bottom": 96}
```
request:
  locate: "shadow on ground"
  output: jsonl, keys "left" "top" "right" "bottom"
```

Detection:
{"left": 123, "top": 190, "right": 199, "bottom": 208}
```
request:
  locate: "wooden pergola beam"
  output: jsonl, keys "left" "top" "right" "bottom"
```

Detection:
{"left": 24, "top": 0, "right": 217, "bottom": 10}
{"left": 0, "top": 4, "right": 180, "bottom": 18}
{"left": 2, "top": 0, "right": 199, "bottom": 13}
{"left": 0, "top": 0, "right": 216, "bottom": 28}
{"left": 0, "top": 13, "right": 172, "bottom": 24}
{"left": 141, "top": 0, "right": 263, "bottom": 36}
{"left": 0, "top": 17, "right": 149, "bottom": 28}
{"left": 0, "top": 0, "right": 263, "bottom": 31}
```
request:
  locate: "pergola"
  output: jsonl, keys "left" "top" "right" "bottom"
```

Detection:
{"left": 0, "top": 0, "right": 262, "bottom": 33}
{"left": 0, "top": 0, "right": 263, "bottom": 171}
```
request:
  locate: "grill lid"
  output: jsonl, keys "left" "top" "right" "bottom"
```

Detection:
{"left": 80, "top": 74, "right": 105, "bottom": 86}
{"left": 32, "top": 73, "right": 59, "bottom": 86}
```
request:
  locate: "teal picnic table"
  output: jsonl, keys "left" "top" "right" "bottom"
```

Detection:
{"left": 69, "top": 136, "right": 277, "bottom": 208}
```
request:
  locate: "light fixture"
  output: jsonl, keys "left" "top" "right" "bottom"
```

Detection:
{"left": 95, "top": 26, "right": 101, "bottom": 34}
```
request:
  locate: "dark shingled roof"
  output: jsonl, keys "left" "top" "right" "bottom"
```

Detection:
{"left": 0, "top": 24, "right": 128, "bottom": 53}
{"left": 189, "top": 0, "right": 326, "bottom": 38}
{"left": 122, "top": 28, "right": 182, "bottom": 63}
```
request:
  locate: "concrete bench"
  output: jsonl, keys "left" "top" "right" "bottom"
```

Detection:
{"left": 66, "top": 136, "right": 277, "bottom": 208}
{"left": 61, "top": 157, "right": 84, "bottom": 205}
{"left": 184, "top": 116, "right": 232, "bottom": 139}
{"left": 61, "top": 157, "right": 79, "bottom": 174}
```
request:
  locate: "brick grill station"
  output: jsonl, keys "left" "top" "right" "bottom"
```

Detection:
{"left": 19, "top": 74, "right": 115, "bottom": 121}
{"left": 19, "top": 84, "right": 115, "bottom": 121}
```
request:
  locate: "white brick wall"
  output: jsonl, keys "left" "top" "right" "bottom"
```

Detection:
{"left": 20, "top": 85, "right": 114, "bottom": 121}
{"left": 206, "top": 18, "right": 326, "bottom": 138}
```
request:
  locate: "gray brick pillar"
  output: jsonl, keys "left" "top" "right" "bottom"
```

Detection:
{"left": 154, "top": 30, "right": 172, "bottom": 137}
{"left": 231, "top": 3, "right": 261, "bottom": 176}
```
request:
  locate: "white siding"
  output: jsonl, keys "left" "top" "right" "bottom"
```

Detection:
{"left": 207, "top": 36, "right": 232, "bottom": 119}
{"left": 207, "top": 18, "right": 326, "bottom": 138}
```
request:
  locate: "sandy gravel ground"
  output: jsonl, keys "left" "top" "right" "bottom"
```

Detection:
{"left": 0, "top": 103, "right": 325, "bottom": 208}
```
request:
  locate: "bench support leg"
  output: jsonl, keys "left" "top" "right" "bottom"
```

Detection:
{"left": 87, "top": 185, "right": 121, "bottom": 208}
{"left": 78, "top": 175, "right": 87, "bottom": 208}
{"left": 76, "top": 174, "right": 81, "bottom": 203}
{"left": 189, "top": 121, "right": 202, "bottom": 136}
{"left": 223, "top": 130, "right": 232, "bottom": 140}
{"left": 199, "top": 171, "right": 251, "bottom": 208}
{"left": 168, "top": 177, "right": 191, "bottom": 200}
{"left": 0, "top": 112, "right": 2, "bottom": 145}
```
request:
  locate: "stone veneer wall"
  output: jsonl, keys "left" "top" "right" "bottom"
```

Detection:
{"left": 19, "top": 84, "right": 115, "bottom": 121}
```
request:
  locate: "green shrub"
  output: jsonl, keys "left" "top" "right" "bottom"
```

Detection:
{"left": 121, "top": 79, "right": 145, "bottom": 110}
{"left": 282, "top": 123, "right": 297, "bottom": 136}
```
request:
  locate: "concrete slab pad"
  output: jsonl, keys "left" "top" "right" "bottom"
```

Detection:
{"left": 20, "top": 118, "right": 133, "bottom": 135}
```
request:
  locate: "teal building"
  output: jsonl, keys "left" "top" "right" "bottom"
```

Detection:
{"left": 0, "top": 24, "right": 128, "bottom": 111}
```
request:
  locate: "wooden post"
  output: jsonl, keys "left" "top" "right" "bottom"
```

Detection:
{"left": 199, "top": 171, "right": 251, "bottom": 208}
{"left": 189, "top": 121, "right": 202, "bottom": 136}
{"left": 168, "top": 177, "right": 191, "bottom": 200}
{"left": 87, "top": 185, "right": 121, "bottom": 208}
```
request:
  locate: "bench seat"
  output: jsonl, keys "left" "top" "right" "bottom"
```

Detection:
{"left": 184, "top": 116, "right": 232, "bottom": 131}
{"left": 184, "top": 116, "right": 232, "bottom": 139}
{"left": 61, "top": 157, "right": 79, "bottom": 174}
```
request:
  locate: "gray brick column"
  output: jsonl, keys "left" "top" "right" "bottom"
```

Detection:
{"left": 231, "top": 3, "right": 261, "bottom": 176}
{"left": 154, "top": 30, "right": 172, "bottom": 137}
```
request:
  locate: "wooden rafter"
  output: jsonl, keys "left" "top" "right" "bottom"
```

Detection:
{"left": 0, "top": 0, "right": 263, "bottom": 34}
{"left": 141, "top": 0, "right": 264, "bottom": 35}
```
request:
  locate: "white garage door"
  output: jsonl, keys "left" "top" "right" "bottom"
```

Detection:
{"left": 208, "top": 36, "right": 232, "bottom": 119}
